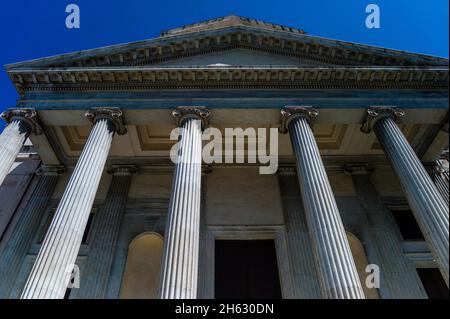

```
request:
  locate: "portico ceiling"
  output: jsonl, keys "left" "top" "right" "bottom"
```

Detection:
{"left": 55, "top": 122, "right": 424, "bottom": 158}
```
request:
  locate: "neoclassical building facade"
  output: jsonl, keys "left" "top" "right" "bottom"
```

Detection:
{"left": 0, "top": 16, "right": 448, "bottom": 299}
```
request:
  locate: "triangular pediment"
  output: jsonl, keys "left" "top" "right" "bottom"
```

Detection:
{"left": 5, "top": 16, "right": 448, "bottom": 92}
{"left": 5, "top": 15, "right": 448, "bottom": 70}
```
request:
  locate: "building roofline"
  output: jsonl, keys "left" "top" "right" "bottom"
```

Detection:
{"left": 4, "top": 24, "right": 448, "bottom": 70}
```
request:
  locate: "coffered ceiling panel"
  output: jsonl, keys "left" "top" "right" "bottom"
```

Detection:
{"left": 52, "top": 120, "right": 431, "bottom": 163}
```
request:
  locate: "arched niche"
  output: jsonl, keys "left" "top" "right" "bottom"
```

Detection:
{"left": 346, "top": 232, "right": 380, "bottom": 299}
{"left": 119, "top": 232, "right": 164, "bottom": 299}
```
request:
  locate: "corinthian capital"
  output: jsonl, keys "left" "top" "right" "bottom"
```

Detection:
{"left": 0, "top": 108, "right": 42, "bottom": 135}
{"left": 172, "top": 106, "right": 210, "bottom": 129}
{"left": 360, "top": 106, "right": 405, "bottom": 134}
{"left": 279, "top": 106, "right": 318, "bottom": 134}
{"left": 85, "top": 107, "right": 127, "bottom": 135}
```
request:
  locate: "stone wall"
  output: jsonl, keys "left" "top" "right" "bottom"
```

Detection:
{"left": 0, "top": 164, "right": 433, "bottom": 299}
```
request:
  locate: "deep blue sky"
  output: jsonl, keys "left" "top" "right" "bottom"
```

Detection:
{"left": 0, "top": 0, "right": 448, "bottom": 129}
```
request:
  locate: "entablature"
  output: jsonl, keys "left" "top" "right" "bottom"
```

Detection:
{"left": 8, "top": 66, "right": 449, "bottom": 93}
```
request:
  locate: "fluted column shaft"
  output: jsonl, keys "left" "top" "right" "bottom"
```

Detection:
{"left": 283, "top": 108, "right": 365, "bottom": 299}
{"left": 0, "top": 109, "right": 41, "bottom": 186}
{"left": 373, "top": 115, "right": 449, "bottom": 285}
{"left": 21, "top": 108, "right": 125, "bottom": 299}
{"left": 0, "top": 121, "right": 29, "bottom": 186}
{"left": 0, "top": 167, "right": 62, "bottom": 298}
{"left": 0, "top": 107, "right": 44, "bottom": 187}
{"left": 431, "top": 161, "right": 449, "bottom": 206}
{"left": 160, "top": 108, "right": 207, "bottom": 299}
{"left": 78, "top": 166, "right": 134, "bottom": 299}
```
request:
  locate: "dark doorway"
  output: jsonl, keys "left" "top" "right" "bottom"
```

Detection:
{"left": 215, "top": 240, "right": 282, "bottom": 299}
{"left": 416, "top": 268, "right": 449, "bottom": 299}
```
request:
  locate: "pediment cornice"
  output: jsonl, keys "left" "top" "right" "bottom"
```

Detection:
{"left": 6, "top": 25, "right": 448, "bottom": 72}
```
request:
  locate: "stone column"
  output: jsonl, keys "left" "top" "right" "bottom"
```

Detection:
{"left": 77, "top": 166, "right": 135, "bottom": 299}
{"left": 159, "top": 107, "right": 209, "bottom": 299}
{"left": 430, "top": 161, "right": 449, "bottom": 206}
{"left": 20, "top": 108, "right": 126, "bottom": 299}
{"left": 0, "top": 109, "right": 42, "bottom": 186}
{"left": 344, "top": 163, "right": 428, "bottom": 299}
{"left": 0, "top": 166, "right": 63, "bottom": 298}
{"left": 361, "top": 107, "right": 449, "bottom": 286}
{"left": 280, "top": 107, "right": 365, "bottom": 299}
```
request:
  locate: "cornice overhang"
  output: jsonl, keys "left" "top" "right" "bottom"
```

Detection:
{"left": 5, "top": 25, "right": 448, "bottom": 73}
{"left": 8, "top": 66, "right": 449, "bottom": 93}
